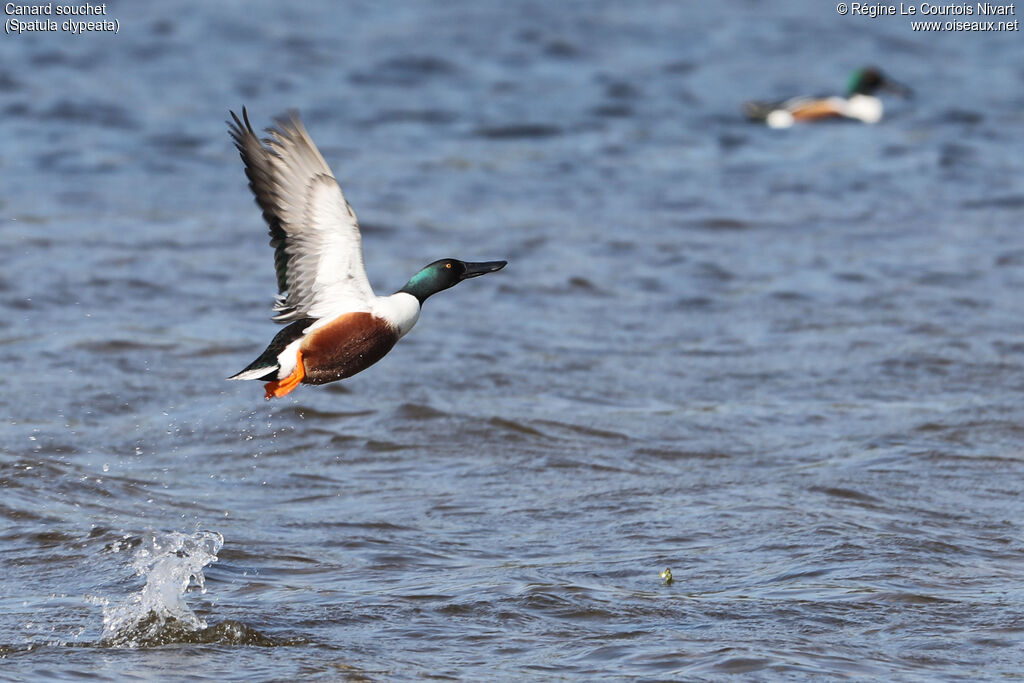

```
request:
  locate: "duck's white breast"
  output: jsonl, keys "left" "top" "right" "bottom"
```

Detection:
{"left": 844, "top": 94, "right": 883, "bottom": 123}
{"left": 371, "top": 292, "right": 421, "bottom": 338}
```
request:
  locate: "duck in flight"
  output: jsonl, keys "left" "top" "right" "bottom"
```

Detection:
{"left": 744, "top": 66, "right": 911, "bottom": 128}
{"left": 227, "top": 109, "right": 507, "bottom": 399}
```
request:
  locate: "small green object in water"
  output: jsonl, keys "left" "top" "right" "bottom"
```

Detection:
{"left": 660, "top": 567, "right": 673, "bottom": 584}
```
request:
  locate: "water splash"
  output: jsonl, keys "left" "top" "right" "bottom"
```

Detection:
{"left": 98, "top": 530, "right": 223, "bottom": 647}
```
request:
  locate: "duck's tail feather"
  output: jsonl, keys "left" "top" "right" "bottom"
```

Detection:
{"left": 742, "top": 101, "right": 775, "bottom": 122}
{"left": 228, "top": 317, "right": 317, "bottom": 382}
{"left": 227, "top": 365, "right": 279, "bottom": 381}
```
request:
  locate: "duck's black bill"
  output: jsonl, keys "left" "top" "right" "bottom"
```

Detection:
{"left": 460, "top": 260, "right": 508, "bottom": 279}
{"left": 883, "top": 78, "right": 913, "bottom": 98}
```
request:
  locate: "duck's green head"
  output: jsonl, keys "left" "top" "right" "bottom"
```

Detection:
{"left": 400, "top": 258, "right": 507, "bottom": 304}
{"left": 847, "top": 66, "right": 912, "bottom": 98}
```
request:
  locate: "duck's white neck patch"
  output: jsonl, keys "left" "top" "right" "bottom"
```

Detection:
{"left": 372, "top": 292, "right": 421, "bottom": 338}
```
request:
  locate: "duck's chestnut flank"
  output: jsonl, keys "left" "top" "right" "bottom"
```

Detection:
{"left": 298, "top": 313, "right": 400, "bottom": 385}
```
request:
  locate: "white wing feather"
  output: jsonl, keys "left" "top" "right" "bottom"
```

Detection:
{"left": 230, "top": 110, "right": 375, "bottom": 322}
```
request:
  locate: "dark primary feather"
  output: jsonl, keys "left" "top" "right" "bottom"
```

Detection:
{"left": 228, "top": 107, "right": 292, "bottom": 298}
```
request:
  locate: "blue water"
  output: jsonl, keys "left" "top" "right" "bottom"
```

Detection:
{"left": 2, "top": 1, "right": 1024, "bottom": 679}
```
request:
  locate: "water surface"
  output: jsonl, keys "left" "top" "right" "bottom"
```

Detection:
{"left": 2, "top": 1, "right": 1024, "bottom": 679}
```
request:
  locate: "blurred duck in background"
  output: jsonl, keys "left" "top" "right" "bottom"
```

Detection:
{"left": 744, "top": 66, "right": 912, "bottom": 128}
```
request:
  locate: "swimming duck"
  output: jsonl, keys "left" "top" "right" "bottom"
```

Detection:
{"left": 226, "top": 108, "right": 507, "bottom": 399}
{"left": 743, "top": 67, "right": 911, "bottom": 129}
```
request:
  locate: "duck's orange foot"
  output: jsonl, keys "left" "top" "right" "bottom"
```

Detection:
{"left": 263, "top": 352, "right": 305, "bottom": 400}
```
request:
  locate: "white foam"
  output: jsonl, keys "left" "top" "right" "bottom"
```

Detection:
{"left": 98, "top": 530, "right": 224, "bottom": 647}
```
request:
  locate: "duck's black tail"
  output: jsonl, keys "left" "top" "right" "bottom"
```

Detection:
{"left": 742, "top": 101, "right": 775, "bottom": 123}
{"left": 227, "top": 317, "right": 316, "bottom": 381}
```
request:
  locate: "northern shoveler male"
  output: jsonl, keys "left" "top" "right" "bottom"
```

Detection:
{"left": 743, "top": 67, "right": 911, "bottom": 129}
{"left": 227, "top": 109, "right": 507, "bottom": 399}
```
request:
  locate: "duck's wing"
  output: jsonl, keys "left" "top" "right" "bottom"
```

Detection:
{"left": 785, "top": 96, "right": 846, "bottom": 120}
{"left": 743, "top": 94, "right": 844, "bottom": 126}
{"left": 229, "top": 108, "right": 375, "bottom": 323}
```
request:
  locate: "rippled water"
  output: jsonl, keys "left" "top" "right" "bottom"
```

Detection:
{"left": 3, "top": 0, "right": 1024, "bottom": 679}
